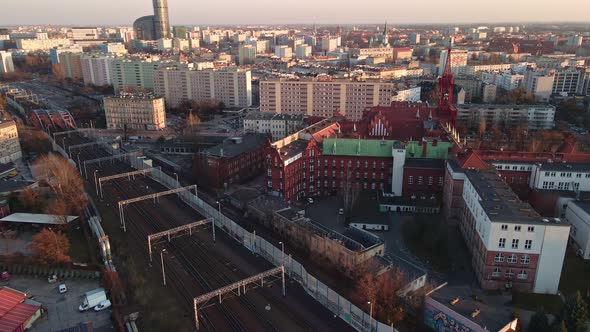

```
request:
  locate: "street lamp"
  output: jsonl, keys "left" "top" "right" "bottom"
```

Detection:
{"left": 367, "top": 301, "right": 373, "bottom": 330}
{"left": 213, "top": 201, "right": 221, "bottom": 243}
{"left": 160, "top": 248, "right": 167, "bottom": 286}
{"left": 173, "top": 172, "right": 179, "bottom": 184}
{"left": 279, "top": 241, "right": 285, "bottom": 267}
{"left": 94, "top": 170, "right": 99, "bottom": 196}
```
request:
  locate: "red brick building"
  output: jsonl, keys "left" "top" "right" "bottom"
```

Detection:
{"left": 194, "top": 134, "right": 270, "bottom": 188}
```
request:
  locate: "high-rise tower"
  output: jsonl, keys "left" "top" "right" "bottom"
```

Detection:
{"left": 153, "top": 0, "right": 170, "bottom": 39}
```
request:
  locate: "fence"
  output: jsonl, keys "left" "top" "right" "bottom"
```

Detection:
{"left": 126, "top": 151, "right": 397, "bottom": 332}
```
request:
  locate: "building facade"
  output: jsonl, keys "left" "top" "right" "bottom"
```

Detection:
{"left": 243, "top": 113, "right": 306, "bottom": 141}
{"left": 153, "top": 67, "right": 252, "bottom": 108}
{"left": 103, "top": 93, "right": 166, "bottom": 130}
{"left": 260, "top": 78, "right": 421, "bottom": 121}
{"left": 460, "top": 170, "right": 569, "bottom": 294}
{"left": 565, "top": 201, "right": 590, "bottom": 260}
{"left": 0, "top": 51, "right": 14, "bottom": 73}
{"left": 0, "top": 120, "right": 22, "bottom": 164}
{"left": 81, "top": 54, "right": 116, "bottom": 86}
{"left": 456, "top": 104, "right": 555, "bottom": 130}
{"left": 16, "top": 38, "right": 71, "bottom": 51}
{"left": 58, "top": 52, "right": 84, "bottom": 80}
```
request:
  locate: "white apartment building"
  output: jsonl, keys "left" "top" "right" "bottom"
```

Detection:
{"left": 238, "top": 44, "right": 256, "bottom": 65}
{"left": 260, "top": 78, "right": 420, "bottom": 121}
{"left": 524, "top": 70, "right": 554, "bottom": 102}
{"left": 153, "top": 67, "right": 252, "bottom": 108}
{"left": 564, "top": 201, "right": 590, "bottom": 260}
{"left": 295, "top": 44, "right": 312, "bottom": 59}
{"left": 349, "top": 48, "right": 393, "bottom": 61}
{"left": 481, "top": 71, "right": 524, "bottom": 91}
{"left": 157, "top": 38, "right": 173, "bottom": 51}
{"left": 71, "top": 27, "right": 99, "bottom": 40}
{"left": 0, "top": 120, "right": 22, "bottom": 164}
{"left": 243, "top": 113, "right": 306, "bottom": 141}
{"left": 391, "top": 86, "right": 422, "bottom": 102}
{"left": 100, "top": 42, "right": 128, "bottom": 55}
{"left": 110, "top": 57, "right": 184, "bottom": 92}
{"left": 17, "top": 38, "right": 71, "bottom": 51}
{"left": 104, "top": 93, "right": 166, "bottom": 130}
{"left": 530, "top": 163, "right": 590, "bottom": 193}
{"left": 274, "top": 45, "right": 292, "bottom": 59}
{"left": 439, "top": 49, "right": 468, "bottom": 75}
{"left": 552, "top": 69, "right": 584, "bottom": 95}
{"left": 0, "top": 51, "right": 15, "bottom": 73}
{"left": 81, "top": 54, "right": 116, "bottom": 86}
{"left": 50, "top": 45, "right": 83, "bottom": 64}
{"left": 456, "top": 104, "right": 555, "bottom": 130}
{"left": 321, "top": 37, "right": 340, "bottom": 52}
{"left": 461, "top": 170, "right": 570, "bottom": 294}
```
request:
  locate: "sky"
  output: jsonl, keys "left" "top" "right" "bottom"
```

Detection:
{"left": 3, "top": 0, "right": 590, "bottom": 26}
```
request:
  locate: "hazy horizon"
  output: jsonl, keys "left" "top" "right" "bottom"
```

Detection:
{"left": 3, "top": 0, "right": 590, "bottom": 26}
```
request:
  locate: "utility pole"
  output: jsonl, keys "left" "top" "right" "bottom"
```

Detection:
{"left": 279, "top": 241, "right": 285, "bottom": 267}
{"left": 94, "top": 170, "right": 99, "bottom": 196}
{"left": 368, "top": 301, "right": 373, "bottom": 331}
{"left": 160, "top": 248, "right": 167, "bottom": 286}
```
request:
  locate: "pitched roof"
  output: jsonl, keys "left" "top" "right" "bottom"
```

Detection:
{"left": 322, "top": 138, "right": 396, "bottom": 157}
{"left": 0, "top": 287, "right": 40, "bottom": 332}
{"left": 405, "top": 141, "right": 453, "bottom": 159}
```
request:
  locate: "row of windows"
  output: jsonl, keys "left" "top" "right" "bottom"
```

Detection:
{"left": 498, "top": 238, "right": 533, "bottom": 250}
{"left": 494, "top": 253, "right": 531, "bottom": 264}
{"left": 544, "top": 171, "right": 590, "bottom": 178}
{"left": 491, "top": 267, "right": 528, "bottom": 280}
{"left": 407, "top": 176, "right": 444, "bottom": 186}
{"left": 500, "top": 224, "right": 534, "bottom": 232}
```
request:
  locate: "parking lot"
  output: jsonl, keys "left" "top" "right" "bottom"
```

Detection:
{"left": 6, "top": 276, "right": 114, "bottom": 331}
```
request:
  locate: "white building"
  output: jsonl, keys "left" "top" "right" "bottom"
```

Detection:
{"left": 455, "top": 104, "right": 555, "bottom": 130}
{"left": 529, "top": 163, "right": 590, "bottom": 193}
{"left": 238, "top": 44, "right": 256, "bottom": 65}
{"left": 295, "top": 44, "right": 312, "bottom": 59}
{"left": 274, "top": 45, "right": 292, "bottom": 59}
{"left": 100, "top": 42, "right": 128, "bottom": 55}
{"left": 49, "top": 45, "right": 83, "bottom": 64}
{"left": 524, "top": 70, "right": 554, "bottom": 102}
{"left": 461, "top": 170, "right": 570, "bottom": 294}
{"left": 81, "top": 54, "right": 116, "bottom": 86}
{"left": 154, "top": 67, "right": 252, "bottom": 108}
{"left": 104, "top": 93, "right": 166, "bottom": 130}
{"left": 321, "top": 37, "right": 340, "bottom": 52}
{"left": 17, "top": 38, "right": 71, "bottom": 51}
{"left": 157, "top": 38, "right": 173, "bottom": 51}
{"left": 0, "top": 51, "right": 15, "bottom": 73}
{"left": 565, "top": 201, "right": 590, "bottom": 260}
{"left": 0, "top": 120, "right": 22, "bottom": 164}
{"left": 71, "top": 27, "right": 99, "bottom": 40}
{"left": 243, "top": 113, "right": 306, "bottom": 141}
{"left": 552, "top": 69, "right": 584, "bottom": 95}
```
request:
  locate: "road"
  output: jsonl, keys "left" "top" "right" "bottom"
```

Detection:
{"left": 61, "top": 133, "right": 354, "bottom": 332}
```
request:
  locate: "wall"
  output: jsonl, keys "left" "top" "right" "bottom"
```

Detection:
{"left": 424, "top": 296, "right": 486, "bottom": 332}
{"left": 565, "top": 203, "right": 590, "bottom": 259}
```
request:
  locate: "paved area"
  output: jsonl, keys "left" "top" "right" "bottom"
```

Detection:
{"left": 6, "top": 276, "right": 114, "bottom": 332}
{"left": 0, "top": 231, "right": 33, "bottom": 255}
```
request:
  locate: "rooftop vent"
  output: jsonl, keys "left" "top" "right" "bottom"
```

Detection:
{"left": 471, "top": 309, "right": 481, "bottom": 318}
{"left": 450, "top": 297, "right": 460, "bottom": 305}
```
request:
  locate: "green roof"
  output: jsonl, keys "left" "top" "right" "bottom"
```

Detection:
{"left": 322, "top": 138, "right": 397, "bottom": 157}
{"left": 322, "top": 138, "right": 452, "bottom": 159}
{"left": 405, "top": 141, "right": 452, "bottom": 159}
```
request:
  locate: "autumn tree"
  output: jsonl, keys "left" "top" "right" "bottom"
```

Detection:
{"left": 34, "top": 154, "right": 87, "bottom": 215}
{"left": 354, "top": 264, "right": 406, "bottom": 325}
{"left": 51, "top": 64, "right": 65, "bottom": 82}
{"left": 19, "top": 187, "right": 41, "bottom": 212}
{"left": 29, "top": 228, "right": 71, "bottom": 265}
{"left": 564, "top": 291, "right": 589, "bottom": 332}
{"left": 478, "top": 117, "right": 487, "bottom": 138}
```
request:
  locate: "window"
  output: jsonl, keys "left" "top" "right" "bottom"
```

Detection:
{"left": 520, "top": 255, "right": 530, "bottom": 264}
{"left": 495, "top": 253, "right": 505, "bottom": 263}
{"left": 492, "top": 268, "right": 501, "bottom": 278}
{"left": 267, "top": 168, "right": 272, "bottom": 176}
{"left": 505, "top": 269, "right": 514, "bottom": 279}
{"left": 512, "top": 239, "right": 519, "bottom": 249}
{"left": 517, "top": 270, "right": 528, "bottom": 280}
{"left": 514, "top": 226, "right": 521, "bottom": 232}
{"left": 428, "top": 176, "right": 433, "bottom": 186}
{"left": 408, "top": 176, "right": 414, "bottom": 185}
{"left": 498, "top": 238, "right": 506, "bottom": 248}
{"left": 527, "top": 226, "right": 534, "bottom": 232}
{"left": 501, "top": 224, "right": 508, "bottom": 231}
{"left": 418, "top": 176, "right": 423, "bottom": 185}
{"left": 508, "top": 254, "right": 517, "bottom": 264}
{"left": 524, "top": 240, "right": 532, "bottom": 250}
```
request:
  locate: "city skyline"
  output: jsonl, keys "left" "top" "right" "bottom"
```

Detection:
{"left": 3, "top": 0, "right": 590, "bottom": 26}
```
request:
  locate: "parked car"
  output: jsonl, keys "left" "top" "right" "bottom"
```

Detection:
{"left": 94, "top": 300, "right": 112, "bottom": 311}
{"left": 307, "top": 197, "right": 314, "bottom": 204}
{"left": 47, "top": 274, "right": 57, "bottom": 283}
{"left": 58, "top": 284, "right": 67, "bottom": 294}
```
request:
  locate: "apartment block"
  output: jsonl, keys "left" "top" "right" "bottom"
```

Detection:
{"left": 456, "top": 104, "right": 555, "bottom": 130}
{"left": 439, "top": 49, "right": 468, "bottom": 75}
{"left": 16, "top": 38, "right": 71, "bottom": 51}
{"left": 0, "top": 120, "right": 22, "bottom": 164}
{"left": 243, "top": 113, "right": 306, "bottom": 141}
{"left": 153, "top": 67, "right": 252, "bottom": 108}
{"left": 274, "top": 45, "right": 292, "bottom": 59}
{"left": 349, "top": 48, "right": 393, "bottom": 61}
{"left": 104, "top": 93, "right": 166, "bottom": 130}
{"left": 0, "top": 51, "right": 15, "bottom": 73}
{"left": 238, "top": 44, "right": 256, "bottom": 65}
{"left": 110, "top": 57, "right": 185, "bottom": 92}
{"left": 58, "top": 52, "right": 84, "bottom": 80}
{"left": 49, "top": 45, "right": 83, "bottom": 64}
{"left": 81, "top": 54, "right": 116, "bottom": 86}
{"left": 260, "top": 78, "right": 422, "bottom": 121}
{"left": 71, "top": 27, "right": 99, "bottom": 40}
{"left": 564, "top": 201, "right": 590, "bottom": 260}
{"left": 523, "top": 70, "right": 554, "bottom": 102}
{"left": 295, "top": 44, "right": 312, "bottom": 59}
{"left": 460, "top": 170, "right": 569, "bottom": 294}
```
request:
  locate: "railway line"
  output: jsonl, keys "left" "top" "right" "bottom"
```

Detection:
{"left": 59, "top": 134, "right": 351, "bottom": 332}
